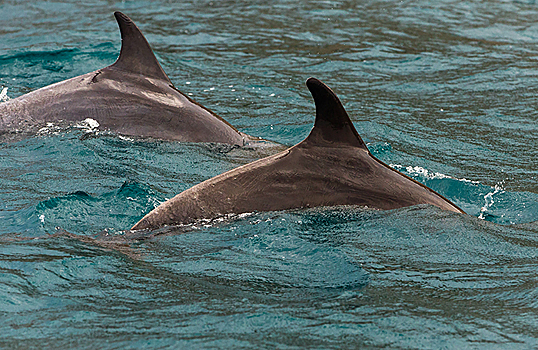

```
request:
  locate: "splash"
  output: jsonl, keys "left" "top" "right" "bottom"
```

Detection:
{"left": 35, "top": 118, "right": 101, "bottom": 136}
{"left": 478, "top": 183, "right": 505, "bottom": 220}
{"left": 390, "top": 164, "right": 479, "bottom": 183}
{"left": 37, "top": 122, "right": 63, "bottom": 135}
{"left": 75, "top": 118, "right": 100, "bottom": 131}
{"left": 0, "top": 87, "right": 10, "bottom": 102}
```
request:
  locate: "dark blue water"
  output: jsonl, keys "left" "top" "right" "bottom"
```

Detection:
{"left": 2, "top": 1, "right": 538, "bottom": 348}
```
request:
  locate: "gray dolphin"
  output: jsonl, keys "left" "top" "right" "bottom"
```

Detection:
{"left": 131, "top": 78, "right": 464, "bottom": 231}
{"left": 0, "top": 12, "right": 249, "bottom": 145}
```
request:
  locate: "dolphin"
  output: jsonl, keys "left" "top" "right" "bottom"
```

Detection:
{"left": 131, "top": 77, "right": 465, "bottom": 231}
{"left": 0, "top": 12, "right": 250, "bottom": 145}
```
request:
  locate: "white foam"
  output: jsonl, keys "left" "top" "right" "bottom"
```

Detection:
{"left": 478, "top": 183, "right": 505, "bottom": 220}
{"left": 118, "top": 135, "right": 135, "bottom": 142}
{"left": 84, "top": 118, "right": 99, "bottom": 129}
{"left": 390, "top": 164, "right": 480, "bottom": 184}
{"left": 0, "top": 87, "right": 10, "bottom": 102}
{"left": 74, "top": 118, "right": 100, "bottom": 132}
{"left": 37, "top": 122, "right": 62, "bottom": 135}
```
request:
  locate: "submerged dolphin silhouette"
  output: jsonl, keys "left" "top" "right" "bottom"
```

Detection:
{"left": 0, "top": 12, "right": 249, "bottom": 145}
{"left": 131, "top": 78, "right": 464, "bottom": 231}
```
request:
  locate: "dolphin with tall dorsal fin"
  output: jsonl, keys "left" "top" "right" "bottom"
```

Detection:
{"left": 131, "top": 78, "right": 465, "bottom": 231}
{"left": 0, "top": 12, "right": 250, "bottom": 145}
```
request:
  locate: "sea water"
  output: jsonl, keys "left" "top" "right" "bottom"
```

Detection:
{"left": 1, "top": 0, "right": 538, "bottom": 348}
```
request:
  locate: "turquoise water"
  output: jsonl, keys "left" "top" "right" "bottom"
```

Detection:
{"left": 2, "top": 0, "right": 538, "bottom": 348}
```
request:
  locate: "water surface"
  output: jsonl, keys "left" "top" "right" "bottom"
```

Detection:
{"left": 1, "top": 0, "right": 538, "bottom": 348}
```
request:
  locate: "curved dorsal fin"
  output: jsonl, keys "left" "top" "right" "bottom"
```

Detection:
{"left": 109, "top": 12, "right": 171, "bottom": 83}
{"left": 303, "top": 77, "right": 366, "bottom": 148}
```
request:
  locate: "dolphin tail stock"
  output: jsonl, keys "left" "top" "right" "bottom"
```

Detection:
{"left": 109, "top": 11, "right": 171, "bottom": 83}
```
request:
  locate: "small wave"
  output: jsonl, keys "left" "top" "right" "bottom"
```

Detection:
{"left": 34, "top": 181, "right": 162, "bottom": 235}
{"left": 154, "top": 211, "right": 369, "bottom": 290}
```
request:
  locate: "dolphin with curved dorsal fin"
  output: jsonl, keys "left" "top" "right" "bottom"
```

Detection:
{"left": 131, "top": 78, "right": 465, "bottom": 231}
{"left": 0, "top": 12, "right": 250, "bottom": 145}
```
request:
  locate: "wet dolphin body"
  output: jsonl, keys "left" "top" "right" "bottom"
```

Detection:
{"left": 0, "top": 12, "right": 249, "bottom": 145}
{"left": 132, "top": 78, "right": 464, "bottom": 231}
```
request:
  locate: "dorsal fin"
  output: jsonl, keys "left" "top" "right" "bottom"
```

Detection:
{"left": 303, "top": 77, "right": 366, "bottom": 148}
{"left": 109, "top": 12, "right": 171, "bottom": 83}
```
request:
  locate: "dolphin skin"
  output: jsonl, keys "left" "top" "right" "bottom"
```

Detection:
{"left": 0, "top": 12, "right": 249, "bottom": 145}
{"left": 132, "top": 78, "right": 464, "bottom": 231}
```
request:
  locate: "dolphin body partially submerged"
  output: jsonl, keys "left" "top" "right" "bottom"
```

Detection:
{"left": 132, "top": 78, "right": 465, "bottom": 231}
{"left": 0, "top": 12, "right": 250, "bottom": 145}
